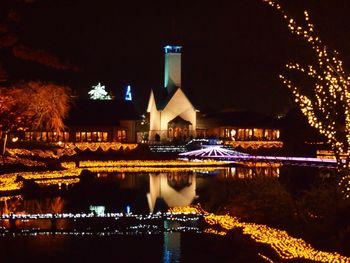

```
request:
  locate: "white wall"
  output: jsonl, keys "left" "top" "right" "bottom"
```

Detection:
{"left": 160, "top": 89, "right": 196, "bottom": 131}
{"left": 164, "top": 52, "right": 181, "bottom": 92}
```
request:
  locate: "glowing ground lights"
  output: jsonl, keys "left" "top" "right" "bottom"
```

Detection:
{"left": 0, "top": 204, "right": 348, "bottom": 262}
{"left": 169, "top": 206, "right": 350, "bottom": 262}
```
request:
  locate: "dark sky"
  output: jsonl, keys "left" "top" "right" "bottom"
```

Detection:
{"left": 2, "top": 0, "right": 350, "bottom": 115}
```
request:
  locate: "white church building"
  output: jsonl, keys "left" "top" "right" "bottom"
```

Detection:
{"left": 147, "top": 46, "right": 197, "bottom": 142}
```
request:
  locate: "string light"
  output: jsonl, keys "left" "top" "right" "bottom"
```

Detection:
{"left": 64, "top": 142, "right": 138, "bottom": 152}
{"left": 263, "top": 0, "right": 350, "bottom": 170}
{"left": 171, "top": 206, "right": 350, "bottom": 262}
{"left": 225, "top": 141, "right": 283, "bottom": 150}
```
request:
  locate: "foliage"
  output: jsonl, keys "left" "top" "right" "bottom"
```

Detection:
{"left": 227, "top": 177, "right": 296, "bottom": 225}
{"left": 264, "top": 0, "right": 350, "bottom": 171}
{"left": 0, "top": 81, "right": 71, "bottom": 158}
{"left": 0, "top": 86, "right": 26, "bottom": 132}
{"left": 0, "top": 81, "right": 71, "bottom": 133}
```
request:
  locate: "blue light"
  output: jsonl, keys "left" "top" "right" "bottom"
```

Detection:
{"left": 126, "top": 205, "right": 131, "bottom": 214}
{"left": 164, "top": 45, "right": 182, "bottom": 54}
{"left": 125, "top": 85, "right": 132, "bottom": 101}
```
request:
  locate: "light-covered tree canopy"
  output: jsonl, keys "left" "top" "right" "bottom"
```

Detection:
{"left": 0, "top": 81, "right": 71, "bottom": 133}
{"left": 264, "top": 0, "right": 350, "bottom": 171}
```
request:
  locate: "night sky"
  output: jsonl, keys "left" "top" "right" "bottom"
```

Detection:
{"left": 1, "top": 0, "right": 350, "bottom": 115}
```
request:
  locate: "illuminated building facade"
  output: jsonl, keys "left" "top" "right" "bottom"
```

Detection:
{"left": 147, "top": 45, "right": 197, "bottom": 142}
{"left": 24, "top": 100, "right": 139, "bottom": 143}
{"left": 197, "top": 110, "right": 280, "bottom": 142}
{"left": 147, "top": 46, "right": 280, "bottom": 146}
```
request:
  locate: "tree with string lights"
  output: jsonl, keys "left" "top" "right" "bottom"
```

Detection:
{"left": 0, "top": 81, "right": 71, "bottom": 161}
{"left": 263, "top": 0, "right": 350, "bottom": 171}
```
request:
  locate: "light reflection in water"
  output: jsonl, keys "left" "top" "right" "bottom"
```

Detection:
{"left": 0, "top": 164, "right": 281, "bottom": 216}
{"left": 148, "top": 172, "right": 196, "bottom": 213}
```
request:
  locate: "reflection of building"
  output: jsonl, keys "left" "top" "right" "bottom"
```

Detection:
{"left": 24, "top": 100, "right": 139, "bottom": 143}
{"left": 147, "top": 172, "right": 196, "bottom": 213}
{"left": 218, "top": 165, "right": 280, "bottom": 179}
{"left": 147, "top": 46, "right": 197, "bottom": 142}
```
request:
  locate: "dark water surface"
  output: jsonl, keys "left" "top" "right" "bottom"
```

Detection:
{"left": 0, "top": 164, "right": 347, "bottom": 262}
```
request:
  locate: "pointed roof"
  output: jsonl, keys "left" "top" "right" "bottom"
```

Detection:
{"left": 151, "top": 86, "right": 196, "bottom": 111}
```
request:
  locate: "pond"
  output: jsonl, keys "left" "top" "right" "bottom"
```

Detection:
{"left": 0, "top": 163, "right": 349, "bottom": 262}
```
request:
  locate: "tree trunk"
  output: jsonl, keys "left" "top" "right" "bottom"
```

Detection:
{"left": 1, "top": 131, "right": 8, "bottom": 163}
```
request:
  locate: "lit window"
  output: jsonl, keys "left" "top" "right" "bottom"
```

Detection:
{"left": 87, "top": 132, "right": 92, "bottom": 142}
{"left": 102, "top": 132, "right": 108, "bottom": 142}
{"left": 76, "top": 132, "right": 81, "bottom": 142}
{"left": 41, "top": 132, "right": 47, "bottom": 142}
{"left": 64, "top": 132, "right": 69, "bottom": 142}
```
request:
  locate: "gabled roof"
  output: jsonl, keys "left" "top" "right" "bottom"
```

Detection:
{"left": 151, "top": 86, "right": 195, "bottom": 111}
{"left": 66, "top": 99, "right": 140, "bottom": 126}
{"left": 152, "top": 87, "right": 176, "bottom": 110}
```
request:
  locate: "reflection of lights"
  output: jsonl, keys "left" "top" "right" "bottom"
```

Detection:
{"left": 169, "top": 206, "right": 350, "bottom": 262}
{"left": 70, "top": 160, "right": 229, "bottom": 168}
{"left": 1, "top": 203, "right": 349, "bottom": 262}
{"left": 0, "top": 169, "right": 82, "bottom": 191}
{"left": 0, "top": 164, "right": 223, "bottom": 193}
{"left": 0, "top": 195, "right": 22, "bottom": 202}
{"left": 36, "top": 178, "right": 79, "bottom": 187}
{"left": 168, "top": 205, "right": 205, "bottom": 214}
{"left": 218, "top": 165, "right": 280, "bottom": 179}
{"left": 88, "top": 166, "right": 220, "bottom": 173}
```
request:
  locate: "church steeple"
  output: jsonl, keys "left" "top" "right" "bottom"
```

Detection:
{"left": 164, "top": 45, "right": 182, "bottom": 94}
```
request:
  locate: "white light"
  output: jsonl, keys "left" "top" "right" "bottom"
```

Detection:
{"left": 88, "top": 82, "right": 112, "bottom": 100}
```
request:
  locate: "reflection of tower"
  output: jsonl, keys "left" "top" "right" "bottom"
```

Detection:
{"left": 164, "top": 45, "right": 182, "bottom": 94}
{"left": 163, "top": 221, "right": 181, "bottom": 263}
{"left": 147, "top": 172, "right": 196, "bottom": 213}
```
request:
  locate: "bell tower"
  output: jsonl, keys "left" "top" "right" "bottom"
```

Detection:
{"left": 164, "top": 45, "right": 182, "bottom": 94}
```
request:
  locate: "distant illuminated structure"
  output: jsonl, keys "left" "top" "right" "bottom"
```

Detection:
{"left": 125, "top": 85, "right": 132, "bottom": 101}
{"left": 88, "top": 82, "right": 112, "bottom": 100}
{"left": 147, "top": 45, "right": 197, "bottom": 142}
